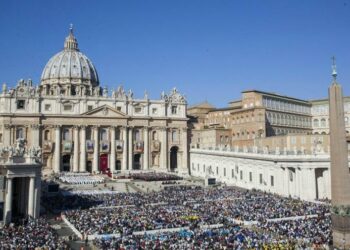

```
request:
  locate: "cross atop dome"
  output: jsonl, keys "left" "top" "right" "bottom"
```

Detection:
{"left": 64, "top": 24, "right": 79, "bottom": 51}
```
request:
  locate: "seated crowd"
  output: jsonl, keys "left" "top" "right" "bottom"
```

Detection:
{"left": 117, "top": 172, "right": 183, "bottom": 182}
{"left": 57, "top": 172, "right": 105, "bottom": 185}
{"left": 0, "top": 218, "right": 69, "bottom": 250}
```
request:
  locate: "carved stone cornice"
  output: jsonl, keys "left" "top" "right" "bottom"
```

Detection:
{"left": 52, "top": 125, "right": 62, "bottom": 129}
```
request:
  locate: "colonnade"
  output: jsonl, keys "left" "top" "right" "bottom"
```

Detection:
{"left": 52, "top": 125, "right": 177, "bottom": 173}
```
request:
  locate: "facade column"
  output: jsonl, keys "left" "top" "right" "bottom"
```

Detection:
{"left": 161, "top": 127, "right": 168, "bottom": 170}
{"left": 3, "top": 124, "right": 11, "bottom": 146}
{"left": 143, "top": 127, "right": 149, "bottom": 170}
{"left": 128, "top": 127, "right": 133, "bottom": 170}
{"left": 28, "top": 177, "right": 35, "bottom": 218}
{"left": 54, "top": 125, "right": 61, "bottom": 173}
{"left": 122, "top": 126, "right": 128, "bottom": 171}
{"left": 181, "top": 128, "right": 188, "bottom": 173}
{"left": 5, "top": 177, "right": 13, "bottom": 224}
{"left": 93, "top": 126, "right": 99, "bottom": 173}
{"left": 73, "top": 126, "right": 79, "bottom": 172}
{"left": 30, "top": 124, "right": 40, "bottom": 147}
{"left": 110, "top": 126, "right": 116, "bottom": 173}
{"left": 34, "top": 176, "right": 41, "bottom": 219}
{"left": 79, "top": 126, "right": 86, "bottom": 172}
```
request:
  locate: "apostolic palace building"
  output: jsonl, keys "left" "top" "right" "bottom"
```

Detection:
{"left": 0, "top": 27, "right": 189, "bottom": 176}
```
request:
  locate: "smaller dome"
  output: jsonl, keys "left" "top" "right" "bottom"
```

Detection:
{"left": 40, "top": 26, "right": 99, "bottom": 87}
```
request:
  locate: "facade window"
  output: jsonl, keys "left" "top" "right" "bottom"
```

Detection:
{"left": 271, "top": 176, "right": 274, "bottom": 187}
{"left": 289, "top": 170, "right": 293, "bottom": 182}
{"left": 236, "top": 165, "right": 239, "bottom": 173}
{"left": 240, "top": 170, "right": 243, "bottom": 180}
{"left": 171, "top": 106, "right": 177, "bottom": 114}
{"left": 172, "top": 130, "right": 178, "bottom": 142}
{"left": 216, "top": 166, "right": 219, "bottom": 175}
{"left": 134, "top": 129, "right": 141, "bottom": 141}
{"left": 321, "top": 119, "right": 326, "bottom": 127}
{"left": 63, "top": 128, "right": 70, "bottom": 141}
{"left": 152, "top": 131, "right": 158, "bottom": 140}
{"left": 152, "top": 108, "right": 158, "bottom": 114}
{"left": 203, "top": 165, "right": 205, "bottom": 172}
{"left": 231, "top": 169, "right": 234, "bottom": 178}
{"left": 116, "top": 106, "right": 122, "bottom": 111}
{"left": 88, "top": 105, "right": 93, "bottom": 111}
{"left": 16, "top": 128, "right": 24, "bottom": 139}
{"left": 44, "top": 130, "right": 50, "bottom": 141}
{"left": 45, "top": 104, "right": 51, "bottom": 111}
{"left": 197, "top": 164, "right": 199, "bottom": 171}
{"left": 249, "top": 172, "right": 253, "bottom": 182}
{"left": 0, "top": 133, "right": 2, "bottom": 142}
{"left": 313, "top": 119, "right": 319, "bottom": 127}
{"left": 17, "top": 100, "right": 25, "bottom": 110}
{"left": 63, "top": 104, "right": 72, "bottom": 111}
{"left": 259, "top": 173, "right": 263, "bottom": 184}
{"left": 134, "top": 107, "right": 142, "bottom": 113}
{"left": 86, "top": 127, "right": 92, "bottom": 140}
{"left": 224, "top": 168, "right": 226, "bottom": 177}
{"left": 100, "top": 128, "right": 108, "bottom": 141}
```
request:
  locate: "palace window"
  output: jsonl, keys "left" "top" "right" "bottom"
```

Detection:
{"left": 216, "top": 166, "right": 219, "bottom": 175}
{"left": 259, "top": 173, "right": 263, "bottom": 184}
{"left": 224, "top": 168, "right": 226, "bottom": 177}
{"left": 134, "top": 107, "right": 142, "bottom": 113}
{"left": 63, "top": 104, "right": 72, "bottom": 111}
{"left": 116, "top": 106, "right": 122, "bottom": 111}
{"left": 240, "top": 170, "right": 243, "bottom": 180}
{"left": 271, "top": 176, "right": 274, "bottom": 187}
{"left": 88, "top": 105, "right": 93, "bottom": 111}
{"left": 249, "top": 172, "right": 253, "bottom": 182}
{"left": 231, "top": 169, "right": 234, "bottom": 178}
{"left": 17, "top": 100, "right": 25, "bottom": 110}
{"left": 171, "top": 106, "right": 177, "bottom": 114}
{"left": 152, "top": 108, "right": 158, "bottom": 114}
{"left": 134, "top": 129, "right": 141, "bottom": 141}
{"left": 45, "top": 104, "right": 51, "bottom": 111}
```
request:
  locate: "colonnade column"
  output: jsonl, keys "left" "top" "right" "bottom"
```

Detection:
{"left": 5, "top": 177, "right": 13, "bottom": 224}
{"left": 93, "top": 126, "right": 99, "bottom": 173}
{"left": 143, "top": 127, "right": 149, "bottom": 170}
{"left": 161, "top": 127, "right": 168, "bottom": 170}
{"left": 28, "top": 177, "right": 35, "bottom": 218}
{"left": 54, "top": 125, "right": 61, "bottom": 173}
{"left": 128, "top": 127, "right": 133, "bottom": 170}
{"left": 34, "top": 176, "right": 41, "bottom": 218}
{"left": 73, "top": 126, "right": 79, "bottom": 172}
{"left": 122, "top": 126, "right": 128, "bottom": 171}
{"left": 79, "top": 126, "right": 86, "bottom": 172}
{"left": 182, "top": 128, "right": 188, "bottom": 173}
{"left": 110, "top": 126, "right": 116, "bottom": 173}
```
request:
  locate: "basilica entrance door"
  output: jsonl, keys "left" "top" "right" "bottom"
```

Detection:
{"left": 99, "top": 154, "right": 108, "bottom": 173}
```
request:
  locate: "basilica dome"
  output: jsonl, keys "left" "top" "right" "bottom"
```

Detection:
{"left": 40, "top": 27, "right": 99, "bottom": 87}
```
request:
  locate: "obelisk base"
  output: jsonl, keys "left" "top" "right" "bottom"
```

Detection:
{"left": 332, "top": 214, "right": 350, "bottom": 249}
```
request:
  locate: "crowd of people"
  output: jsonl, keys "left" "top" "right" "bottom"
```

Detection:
{"left": 0, "top": 218, "right": 69, "bottom": 249}
{"left": 116, "top": 172, "right": 183, "bottom": 182}
{"left": 51, "top": 185, "right": 331, "bottom": 248}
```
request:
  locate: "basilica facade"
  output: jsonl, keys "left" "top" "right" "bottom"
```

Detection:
{"left": 0, "top": 28, "right": 189, "bottom": 175}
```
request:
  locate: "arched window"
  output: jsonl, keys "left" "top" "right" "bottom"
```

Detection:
{"left": 320, "top": 119, "right": 326, "bottom": 127}
{"left": 44, "top": 130, "right": 50, "bottom": 141}
{"left": 313, "top": 119, "right": 319, "bottom": 127}
{"left": 63, "top": 128, "right": 70, "bottom": 141}
{"left": 100, "top": 128, "right": 108, "bottom": 141}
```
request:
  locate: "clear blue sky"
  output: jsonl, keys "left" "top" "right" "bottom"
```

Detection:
{"left": 0, "top": 0, "right": 349, "bottom": 107}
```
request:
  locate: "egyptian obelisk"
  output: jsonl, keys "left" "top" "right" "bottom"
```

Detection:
{"left": 329, "top": 58, "right": 350, "bottom": 248}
